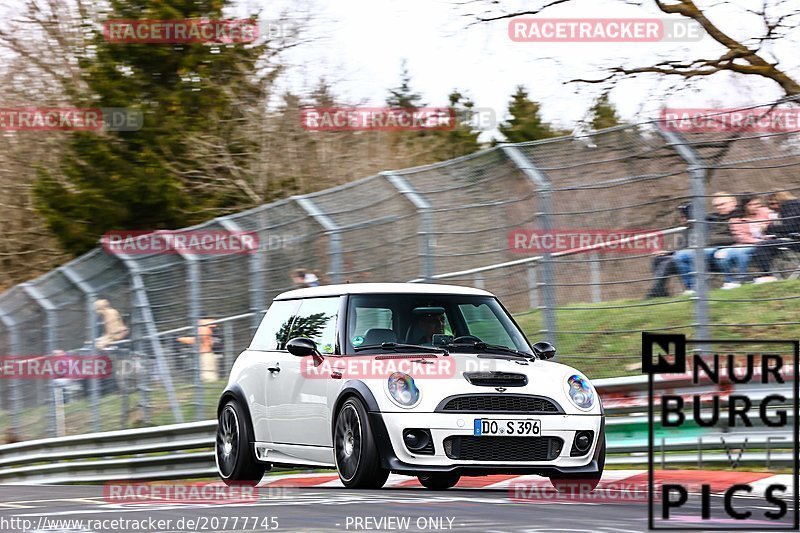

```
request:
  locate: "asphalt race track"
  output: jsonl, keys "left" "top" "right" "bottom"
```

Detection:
{"left": 0, "top": 483, "right": 793, "bottom": 533}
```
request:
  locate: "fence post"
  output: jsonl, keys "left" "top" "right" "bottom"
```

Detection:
{"left": 294, "top": 196, "right": 343, "bottom": 283}
{"left": 382, "top": 171, "right": 435, "bottom": 281}
{"left": 0, "top": 310, "right": 22, "bottom": 436}
{"left": 526, "top": 262, "right": 539, "bottom": 310}
{"left": 249, "top": 248, "right": 265, "bottom": 332}
{"left": 118, "top": 255, "right": 184, "bottom": 424}
{"left": 21, "top": 283, "right": 59, "bottom": 437}
{"left": 500, "top": 145, "right": 558, "bottom": 347}
{"left": 657, "top": 125, "right": 709, "bottom": 340}
{"left": 218, "top": 217, "right": 263, "bottom": 332}
{"left": 127, "top": 278, "right": 148, "bottom": 425}
{"left": 589, "top": 252, "right": 602, "bottom": 303}
{"left": 184, "top": 256, "right": 203, "bottom": 421}
{"left": 60, "top": 265, "right": 101, "bottom": 433}
{"left": 223, "top": 320, "right": 235, "bottom": 375}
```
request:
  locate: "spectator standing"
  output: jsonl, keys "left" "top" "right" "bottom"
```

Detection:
{"left": 94, "top": 299, "right": 128, "bottom": 395}
{"left": 290, "top": 268, "right": 320, "bottom": 288}
{"left": 94, "top": 299, "right": 129, "bottom": 350}
{"left": 178, "top": 319, "right": 219, "bottom": 382}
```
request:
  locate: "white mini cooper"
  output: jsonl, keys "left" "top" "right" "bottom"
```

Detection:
{"left": 216, "top": 283, "right": 604, "bottom": 490}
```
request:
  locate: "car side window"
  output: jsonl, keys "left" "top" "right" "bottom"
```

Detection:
{"left": 250, "top": 300, "right": 300, "bottom": 351}
{"left": 351, "top": 307, "right": 393, "bottom": 338}
{"left": 289, "top": 297, "right": 340, "bottom": 354}
{"left": 348, "top": 306, "right": 395, "bottom": 349}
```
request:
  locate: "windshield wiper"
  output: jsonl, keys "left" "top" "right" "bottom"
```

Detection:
{"left": 446, "top": 342, "right": 532, "bottom": 359}
{"left": 354, "top": 342, "right": 448, "bottom": 355}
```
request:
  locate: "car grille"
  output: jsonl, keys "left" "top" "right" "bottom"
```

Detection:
{"left": 463, "top": 371, "right": 528, "bottom": 387}
{"left": 443, "top": 436, "right": 563, "bottom": 461}
{"left": 438, "top": 395, "right": 562, "bottom": 413}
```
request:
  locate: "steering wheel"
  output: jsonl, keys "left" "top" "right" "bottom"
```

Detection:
{"left": 452, "top": 335, "right": 482, "bottom": 344}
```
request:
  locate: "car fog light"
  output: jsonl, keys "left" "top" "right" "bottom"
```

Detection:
{"left": 403, "top": 429, "right": 432, "bottom": 453}
{"left": 570, "top": 430, "right": 594, "bottom": 456}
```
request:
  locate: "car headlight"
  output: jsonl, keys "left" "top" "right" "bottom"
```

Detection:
{"left": 566, "top": 374, "right": 594, "bottom": 410}
{"left": 387, "top": 372, "right": 420, "bottom": 408}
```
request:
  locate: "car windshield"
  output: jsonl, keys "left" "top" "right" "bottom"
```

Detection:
{"left": 345, "top": 293, "right": 532, "bottom": 355}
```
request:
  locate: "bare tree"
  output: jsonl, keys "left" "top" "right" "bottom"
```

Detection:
{"left": 468, "top": 0, "right": 800, "bottom": 97}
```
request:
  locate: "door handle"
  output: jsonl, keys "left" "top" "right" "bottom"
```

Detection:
{"left": 267, "top": 365, "right": 281, "bottom": 373}
{"left": 331, "top": 371, "right": 342, "bottom": 379}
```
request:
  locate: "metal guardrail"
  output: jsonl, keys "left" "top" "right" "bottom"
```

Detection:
{"left": 0, "top": 376, "right": 793, "bottom": 484}
{"left": 0, "top": 421, "right": 217, "bottom": 484}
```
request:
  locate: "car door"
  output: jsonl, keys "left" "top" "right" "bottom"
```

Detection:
{"left": 246, "top": 298, "right": 302, "bottom": 443}
{"left": 265, "top": 296, "right": 341, "bottom": 449}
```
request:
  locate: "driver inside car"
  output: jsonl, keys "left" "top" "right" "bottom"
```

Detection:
{"left": 409, "top": 311, "right": 446, "bottom": 345}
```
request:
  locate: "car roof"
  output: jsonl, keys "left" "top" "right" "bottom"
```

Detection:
{"left": 274, "top": 282, "right": 495, "bottom": 300}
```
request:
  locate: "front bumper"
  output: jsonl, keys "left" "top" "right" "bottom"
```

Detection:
{"left": 370, "top": 411, "right": 605, "bottom": 476}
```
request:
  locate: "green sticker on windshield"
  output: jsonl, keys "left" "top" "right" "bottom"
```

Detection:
{"left": 352, "top": 335, "right": 365, "bottom": 347}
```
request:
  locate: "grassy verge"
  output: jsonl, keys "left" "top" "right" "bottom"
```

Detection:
{"left": 514, "top": 280, "right": 800, "bottom": 378}
{"left": 0, "top": 381, "right": 226, "bottom": 441}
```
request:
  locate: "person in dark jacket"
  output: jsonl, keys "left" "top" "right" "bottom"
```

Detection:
{"left": 751, "top": 191, "right": 800, "bottom": 283}
{"left": 673, "top": 192, "right": 740, "bottom": 294}
{"left": 645, "top": 204, "right": 691, "bottom": 298}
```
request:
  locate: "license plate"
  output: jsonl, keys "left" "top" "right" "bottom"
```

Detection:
{"left": 473, "top": 418, "right": 540, "bottom": 436}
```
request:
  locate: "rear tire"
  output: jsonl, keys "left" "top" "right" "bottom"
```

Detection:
{"left": 334, "top": 397, "right": 389, "bottom": 489}
{"left": 216, "top": 399, "right": 266, "bottom": 486}
{"left": 549, "top": 436, "right": 605, "bottom": 493}
{"left": 418, "top": 473, "right": 460, "bottom": 490}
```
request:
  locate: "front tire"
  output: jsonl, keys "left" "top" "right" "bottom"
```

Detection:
{"left": 334, "top": 398, "right": 389, "bottom": 489}
{"left": 418, "top": 473, "right": 460, "bottom": 490}
{"left": 216, "top": 399, "right": 266, "bottom": 486}
{"left": 549, "top": 437, "right": 605, "bottom": 493}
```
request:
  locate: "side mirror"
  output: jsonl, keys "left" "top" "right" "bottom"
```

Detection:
{"left": 532, "top": 341, "right": 556, "bottom": 360}
{"left": 287, "top": 337, "right": 321, "bottom": 359}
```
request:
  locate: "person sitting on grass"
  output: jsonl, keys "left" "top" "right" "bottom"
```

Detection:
{"left": 751, "top": 191, "right": 800, "bottom": 283}
{"left": 673, "top": 192, "right": 741, "bottom": 295}
{"left": 714, "top": 194, "right": 774, "bottom": 289}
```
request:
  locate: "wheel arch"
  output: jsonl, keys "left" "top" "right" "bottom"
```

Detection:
{"left": 217, "top": 384, "right": 255, "bottom": 432}
{"left": 331, "top": 380, "right": 398, "bottom": 471}
{"left": 330, "top": 380, "right": 380, "bottom": 434}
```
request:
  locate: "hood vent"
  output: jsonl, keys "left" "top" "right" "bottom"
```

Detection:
{"left": 463, "top": 371, "right": 528, "bottom": 387}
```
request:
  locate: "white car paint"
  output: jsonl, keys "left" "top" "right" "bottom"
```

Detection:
{"left": 222, "top": 283, "right": 603, "bottom": 472}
